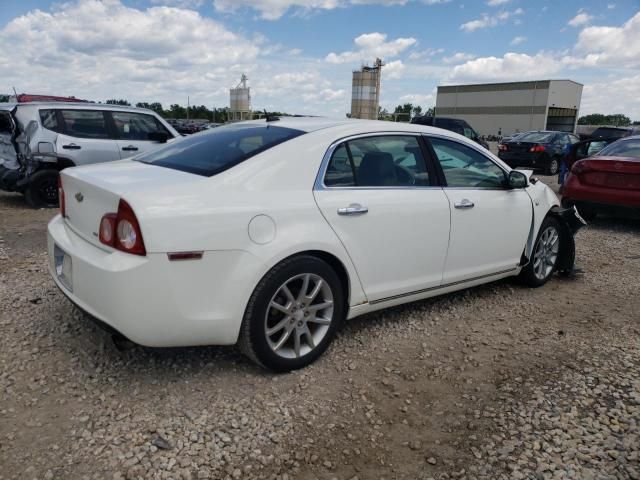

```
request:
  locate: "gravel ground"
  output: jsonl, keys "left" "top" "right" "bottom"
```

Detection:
{"left": 0, "top": 175, "right": 638, "bottom": 480}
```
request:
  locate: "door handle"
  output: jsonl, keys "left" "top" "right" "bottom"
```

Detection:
{"left": 121, "top": 145, "right": 139, "bottom": 151}
{"left": 337, "top": 203, "right": 368, "bottom": 216}
{"left": 62, "top": 144, "right": 81, "bottom": 150}
{"left": 454, "top": 199, "right": 475, "bottom": 209}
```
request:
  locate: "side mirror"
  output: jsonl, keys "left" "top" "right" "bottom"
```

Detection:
{"left": 148, "top": 131, "right": 169, "bottom": 143}
{"left": 508, "top": 170, "right": 528, "bottom": 189}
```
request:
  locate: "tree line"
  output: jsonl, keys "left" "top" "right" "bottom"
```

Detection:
{"left": 577, "top": 113, "right": 639, "bottom": 126}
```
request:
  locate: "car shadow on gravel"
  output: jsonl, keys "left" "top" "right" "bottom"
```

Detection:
{"left": 0, "top": 191, "right": 29, "bottom": 209}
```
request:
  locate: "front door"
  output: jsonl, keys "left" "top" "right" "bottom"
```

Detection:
{"left": 314, "top": 134, "right": 451, "bottom": 302}
{"left": 54, "top": 109, "right": 120, "bottom": 165}
{"left": 109, "top": 111, "right": 173, "bottom": 159}
{"left": 426, "top": 135, "right": 532, "bottom": 284}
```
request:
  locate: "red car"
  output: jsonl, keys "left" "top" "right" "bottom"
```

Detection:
{"left": 562, "top": 136, "right": 640, "bottom": 219}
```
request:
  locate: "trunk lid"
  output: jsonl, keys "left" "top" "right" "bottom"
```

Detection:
{"left": 60, "top": 160, "right": 203, "bottom": 248}
{"left": 578, "top": 156, "right": 640, "bottom": 190}
{"left": 505, "top": 141, "right": 537, "bottom": 154}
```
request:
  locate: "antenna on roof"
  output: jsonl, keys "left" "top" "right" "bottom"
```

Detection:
{"left": 263, "top": 109, "right": 280, "bottom": 122}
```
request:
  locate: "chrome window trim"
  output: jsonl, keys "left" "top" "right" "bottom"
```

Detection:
{"left": 313, "top": 131, "right": 441, "bottom": 191}
{"left": 423, "top": 133, "right": 514, "bottom": 191}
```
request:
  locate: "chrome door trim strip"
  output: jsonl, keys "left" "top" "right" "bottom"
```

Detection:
{"left": 368, "top": 267, "right": 518, "bottom": 305}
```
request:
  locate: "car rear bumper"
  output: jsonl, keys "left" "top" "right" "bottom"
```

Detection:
{"left": 47, "top": 214, "right": 262, "bottom": 347}
{"left": 562, "top": 174, "right": 640, "bottom": 209}
{"left": 499, "top": 152, "right": 550, "bottom": 169}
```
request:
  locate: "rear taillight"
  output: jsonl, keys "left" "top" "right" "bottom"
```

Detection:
{"left": 58, "top": 175, "right": 66, "bottom": 217}
{"left": 572, "top": 160, "right": 590, "bottom": 175}
{"left": 98, "top": 200, "right": 146, "bottom": 256}
{"left": 529, "top": 145, "right": 545, "bottom": 153}
{"left": 498, "top": 144, "right": 508, "bottom": 152}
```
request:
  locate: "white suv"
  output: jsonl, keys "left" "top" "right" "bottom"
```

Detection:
{"left": 0, "top": 102, "right": 179, "bottom": 207}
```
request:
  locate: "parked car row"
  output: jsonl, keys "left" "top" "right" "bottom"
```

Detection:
{"left": 0, "top": 102, "right": 179, "bottom": 207}
{"left": 166, "top": 119, "right": 220, "bottom": 135}
{"left": 411, "top": 115, "right": 490, "bottom": 150}
{"left": 498, "top": 131, "right": 581, "bottom": 175}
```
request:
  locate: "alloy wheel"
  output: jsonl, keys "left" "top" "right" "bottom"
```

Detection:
{"left": 264, "top": 273, "right": 334, "bottom": 359}
{"left": 533, "top": 226, "right": 559, "bottom": 280}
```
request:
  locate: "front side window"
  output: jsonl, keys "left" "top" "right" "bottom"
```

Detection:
{"left": 111, "top": 112, "right": 169, "bottom": 141}
{"left": 429, "top": 137, "right": 506, "bottom": 188}
{"left": 60, "top": 110, "right": 109, "bottom": 139}
{"left": 324, "top": 135, "right": 430, "bottom": 187}
{"left": 136, "top": 124, "right": 304, "bottom": 177}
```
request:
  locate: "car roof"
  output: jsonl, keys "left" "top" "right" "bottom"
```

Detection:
{"left": 233, "top": 117, "right": 452, "bottom": 135}
{"left": 0, "top": 101, "right": 158, "bottom": 115}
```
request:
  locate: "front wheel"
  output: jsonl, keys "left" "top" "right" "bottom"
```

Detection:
{"left": 519, "top": 217, "right": 561, "bottom": 287}
{"left": 25, "top": 169, "right": 59, "bottom": 208}
{"left": 239, "top": 255, "right": 346, "bottom": 372}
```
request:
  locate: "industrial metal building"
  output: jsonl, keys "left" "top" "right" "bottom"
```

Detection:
{"left": 435, "top": 80, "right": 583, "bottom": 136}
{"left": 350, "top": 58, "right": 383, "bottom": 120}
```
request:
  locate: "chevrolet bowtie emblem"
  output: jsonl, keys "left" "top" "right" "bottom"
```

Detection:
{"left": 75, "top": 192, "right": 84, "bottom": 202}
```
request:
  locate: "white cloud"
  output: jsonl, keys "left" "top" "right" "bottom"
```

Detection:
{"left": 570, "top": 11, "right": 640, "bottom": 68}
{"left": 460, "top": 8, "right": 524, "bottom": 32}
{"left": 384, "top": 59, "right": 406, "bottom": 79}
{"left": 149, "top": 0, "right": 204, "bottom": 7}
{"left": 510, "top": 35, "right": 526, "bottom": 45}
{"left": 398, "top": 93, "right": 434, "bottom": 106}
{"left": 447, "top": 52, "right": 562, "bottom": 82}
{"left": 213, "top": 0, "right": 422, "bottom": 20}
{"left": 581, "top": 75, "right": 640, "bottom": 120}
{"left": 568, "top": 11, "right": 593, "bottom": 27}
{"left": 607, "top": 3, "right": 616, "bottom": 9}
{"left": 408, "top": 47, "right": 444, "bottom": 60}
{"left": 442, "top": 52, "right": 476, "bottom": 64}
{"left": 487, "top": 0, "right": 510, "bottom": 6}
{"left": 325, "top": 32, "right": 416, "bottom": 64}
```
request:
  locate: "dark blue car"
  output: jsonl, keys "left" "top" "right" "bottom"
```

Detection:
{"left": 498, "top": 131, "right": 580, "bottom": 175}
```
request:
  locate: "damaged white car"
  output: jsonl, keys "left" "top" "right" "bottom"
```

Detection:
{"left": 48, "top": 118, "right": 585, "bottom": 371}
{"left": 0, "top": 102, "right": 178, "bottom": 207}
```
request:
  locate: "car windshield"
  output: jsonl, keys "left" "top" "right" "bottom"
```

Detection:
{"left": 597, "top": 138, "right": 640, "bottom": 158}
{"left": 516, "top": 132, "right": 555, "bottom": 143}
{"left": 136, "top": 124, "right": 304, "bottom": 176}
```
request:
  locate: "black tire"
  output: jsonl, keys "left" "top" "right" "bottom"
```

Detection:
{"left": 25, "top": 169, "right": 59, "bottom": 208}
{"left": 546, "top": 157, "right": 560, "bottom": 176}
{"left": 518, "top": 216, "right": 562, "bottom": 287}
{"left": 239, "top": 255, "right": 346, "bottom": 372}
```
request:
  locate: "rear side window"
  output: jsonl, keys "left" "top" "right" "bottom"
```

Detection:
{"left": 60, "top": 110, "right": 109, "bottom": 139}
{"left": 324, "top": 135, "right": 430, "bottom": 187}
{"left": 39, "top": 110, "right": 60, "bottom": 132}
{"left": 111, "top": 112, "right": 170, "bottom": 141}
{"left": 136, "top": 124, "right": 304, "bottom": 177}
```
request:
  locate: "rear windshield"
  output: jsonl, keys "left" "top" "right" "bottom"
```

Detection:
{"left": 591, "top": 127, "right": 630, "bottom": 139}
{"left": 597, "top": 138, "right": 640, "bottom": 158}
{"left": 516, "top": 132, "right": 556, "bottom": 143}
{"left": 136, "top": 124, "right": 304, "bottom": 176}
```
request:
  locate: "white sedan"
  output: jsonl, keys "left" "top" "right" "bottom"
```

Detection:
{"left": 48, "top": 118, "right": 584, "bottom": 371}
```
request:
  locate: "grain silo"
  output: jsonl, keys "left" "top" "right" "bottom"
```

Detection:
{"left": 229, "top": 74, "right": 251, "bottom": 122}
{"left": 350, "top": 58, "right": 383, "bottom": 120}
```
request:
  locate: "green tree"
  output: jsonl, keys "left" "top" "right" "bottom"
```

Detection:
{"left": 578, "top": 113, "right": 631, "bottom": 126}
{"left": 105, "top": 99, "right": 131, "bottom": 106}
{"left": 0, "top": 94, "right": 9, "bottom": 103}
{"left": 393, "top": 103, "right": 413, "bottom": 122}
{"left": 411, "top": 105, "right": 423, "bottom": 118}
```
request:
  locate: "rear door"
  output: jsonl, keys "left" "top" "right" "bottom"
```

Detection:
{"left": 108, "top": 111, "right": 174, "bottom": 159}
{"left": 53, "top": 109, "right": 120, "bottom": 166}
{"left": 314, "top": 134, "right": 451, "bottom": 302}
{"left": 426, "top": 135, "right": 531, "bottom": 284}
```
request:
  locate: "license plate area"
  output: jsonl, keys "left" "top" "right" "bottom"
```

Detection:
{"left": 54, "top": 244, "right": 73, "bottom": 292}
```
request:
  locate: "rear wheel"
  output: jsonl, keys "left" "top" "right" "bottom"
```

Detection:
{"left": 239, "top": 255, "right": 345, "bottom": 372}
{"left": 546, "top": 157, "right": 560, "bottom": 175}
{"left": 519, "top": 217, "right": 561, "bottom": 287}
{"left": 25, "top": 169, "right": 59, "bottom": 208}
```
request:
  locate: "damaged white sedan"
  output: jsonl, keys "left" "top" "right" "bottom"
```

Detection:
{"left": 48, "top": 118, "right": 584, "bottom": 371}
